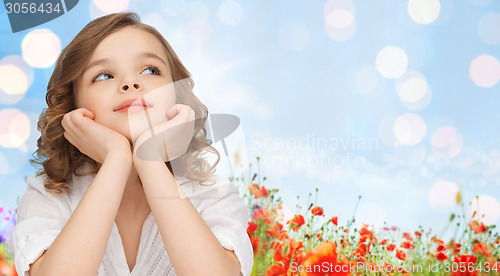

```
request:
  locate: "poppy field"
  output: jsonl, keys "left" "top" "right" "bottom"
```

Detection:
{"left": 1, "top": 157, "right": 499, "bottom": 275}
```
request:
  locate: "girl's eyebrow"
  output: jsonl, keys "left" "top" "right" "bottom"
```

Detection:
{"left": 139, "top": 52, "right": 167, "bottom": 67}
{"left": 81, "top": 52, "right": 167, "bottom": 76}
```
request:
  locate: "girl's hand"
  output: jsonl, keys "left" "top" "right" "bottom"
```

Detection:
{"left": 133, "top": 104, "right": 195, "bottom": 163}
{"left": 62, "top": 108, "right": 131, "bottom": 163}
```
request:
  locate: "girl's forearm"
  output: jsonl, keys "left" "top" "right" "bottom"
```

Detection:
{"left": 30, "top": 150, "right": 132, "bottom": 276}
{"left": 135, "top": 160, "right": 241, "bottom": 276}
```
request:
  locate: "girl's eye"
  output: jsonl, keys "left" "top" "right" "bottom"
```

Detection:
{"left": 141, "top": 66, "right": 161, "bottom": 75}
{"left": 93, "top": 72, "right": 113, "bottom": 82}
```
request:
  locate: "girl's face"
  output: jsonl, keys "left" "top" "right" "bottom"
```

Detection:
{"left": 75, "top": 26, "right": 176, "bottom": 142}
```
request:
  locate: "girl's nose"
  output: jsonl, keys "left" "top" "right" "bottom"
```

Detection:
{"left": 120, "top": 78, "right": 143, "bottom": 93}
{"left": 122, "top": 83, "right": 141, "bottom": 91}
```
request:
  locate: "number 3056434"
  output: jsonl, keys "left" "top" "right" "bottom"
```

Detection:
{"left": 5, "top": 2, "right": 61, "bottom": 14}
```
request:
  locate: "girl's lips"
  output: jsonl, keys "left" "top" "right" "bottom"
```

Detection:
{"left": 114, "top": 97, "right": 153, "bottom": 112}
{"left": 115, "top": 105, "right": 152, "bottom": 113}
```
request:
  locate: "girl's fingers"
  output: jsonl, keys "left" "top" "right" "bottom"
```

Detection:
{"left": 70, "top": 108, "right": 95, "bottom": 130}
{"left": 71, "top": 107, "right": 95, "bottom": 119}
{"left": 62, "top": 113, "right": 78, "bottom": 135}
{"left": 63, "top": 131, "right": 74, "bottom": 144}
{"left": 166, "top": 104, "right": 194, "bottom": 121}
{"left": 166, "top": 104, "right": 181, "bottom": 120}
{"left": 81, "top": 108, "right": 95, "bottom": 119}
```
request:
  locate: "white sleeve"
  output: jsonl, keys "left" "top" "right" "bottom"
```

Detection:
{"left": 8, "top": 178, "right": 66, "bottom": 276}
{"left": 198, "top": 180, "right": 254, "bottom": 276}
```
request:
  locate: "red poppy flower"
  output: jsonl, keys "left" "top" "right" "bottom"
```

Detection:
{"left": 252, "top": 209, "right": 271, "bottom": 224}
{"left": 266, "top": 263, "right": 286, "bottom": 276}
{"left": 468, "top": 220, "right": 487, "bottom": 234}
{"left": 396, "top": 249, "right": 406, "bottom": 261}
{"left": 247, "top": 221, "right": 258, "bottom": 234}
{"left": 432, "top": 237, "right": 444, "bottom": 244}
{"left": 400, "top": 241, "right": 414, "bottom": 249}
{"left": 354, "top": 242, "right": 370, "bottom": 256}
{"left": 272, "top": 237, "right": 305, "bottom": 273}
{"left": 287, "top": 215, "right": 305, "bottom": 232}
{"left": 472, "top": 243, "right": 489, "bottom": 257}
{"left": 451, "top": 255, "right": 477, "bottom": 276}
{"left": 436, "top": 251, "right": 448, "bottom": 261}
{"left": 403, "top": 232, "right": 413, "bottom": 241}
{"left": 248, "top": 183, "right": 269, "bottom": 199}
{"left": 331, "top": 216, "right": 338, "bottom": 226}
{"left": 386, "top": 244, "right": 396, "bottom": 252}
{"left": 266, "top": 223, "right": 285, "bottom": 239}
{"left": 311, "top": 206, "right": 324, "bottom": 216}
{"left": 301, "top": 241, "right": 353, "bottom": 276}
{"left": 414, "top": 231, "right": 422, "bottom": 237}
{"left": 358, "top": 225, "right": 375, "bottom": 244}
{"left": 456, "top": 254, "right": 477, "bottom": 264}
{"left": 250, "top": 235, "right": 259, "bottom": 254}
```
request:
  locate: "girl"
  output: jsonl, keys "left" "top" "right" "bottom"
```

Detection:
{"left": 8, "top": 12, "right": 253, "bottom": 276}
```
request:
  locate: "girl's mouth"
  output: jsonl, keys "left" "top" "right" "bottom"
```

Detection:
{"left": 114, "top": 98, "right": 153, "bottom": 113}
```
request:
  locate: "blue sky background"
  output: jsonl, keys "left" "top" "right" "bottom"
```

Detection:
{"left": 1, "top": 0, "right": 499, "bottom": 240}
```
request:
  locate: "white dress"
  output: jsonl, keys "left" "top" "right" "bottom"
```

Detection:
{"left": 8, "top": 166, "right": 254, "bottom": 276}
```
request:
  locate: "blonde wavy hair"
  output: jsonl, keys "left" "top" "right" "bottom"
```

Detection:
{"left": 31, "top": 12, "right": 220, "bottom": 194}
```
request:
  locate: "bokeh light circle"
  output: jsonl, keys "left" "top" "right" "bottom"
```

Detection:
{"left": 407, "top": 0, "right": 441, "bottom": 24}
{"left": 324, "top": 0, "right": 356, "bottom": 41}
{"left": 431, "top": 126, "right": 456, "bottom": 147}
{"left": 393, "top": 113, "right": 426, "bottom": 145}
{"left": 399, "top": 78, "right": 427, "bottom": 102}
{"left": 376, "top": 46, "right": 408, "bottom": 78}
{"left": 326, "top": 9, "right": 354, "bottom": 28}
{"left": 431, "top": 126, "right": 463, "bottom": 158}
{"left": 218, "top": 1, "right": 244, "bottom": 26}
{"left": 429, "top": 180, "right": 459, "bottom": 211}
{"left": 395, "top": 70, "right": 432, "bottom": 110}
{"left": 469, "top": 195, "right": 500, "bottom": 226}
{"left": 478, "top": 13, "right": 500, "bottom": 44}
{"left": 22, "top": 29, "right": 61, "bottom": 68}
{"left": 0, "top": 65, "right": 28, "bottom": 96}
{"left": 469, "top": 55, "right": 500, "bottom": 88}
{"left": 0, "top": 55, "right": 34, "bottom": 86}
{"left": 0, "top": 109, "right": 31, "bottom": 148}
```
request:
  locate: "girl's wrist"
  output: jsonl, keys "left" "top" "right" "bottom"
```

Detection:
{"left": 133, "top": 154, "right": 168, "bottom": 176}
{"left": 105, "top": 147, "right": 133, "bottom": 167}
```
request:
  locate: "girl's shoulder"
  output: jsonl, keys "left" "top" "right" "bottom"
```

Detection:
{"left": 25, "top": 174, "right": 53, "bottom": 198}
{"left": 25, "top": 163, "right": 95, "bottom": 202}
